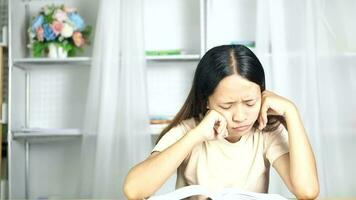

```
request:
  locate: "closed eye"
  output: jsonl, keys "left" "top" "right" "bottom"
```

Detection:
{"left": 245, "top": 100, "right": 256, "bottom": 106}
{"left": 220, "top": 105, "right": 232, "bottom": 109}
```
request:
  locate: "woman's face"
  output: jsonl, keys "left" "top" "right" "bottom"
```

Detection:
{"left": 208, "top": 74, "right": 262, "bottom": 141}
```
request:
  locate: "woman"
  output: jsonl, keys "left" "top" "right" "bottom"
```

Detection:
{"left": 124, "top": 45, "right": 319, "bottom": 200}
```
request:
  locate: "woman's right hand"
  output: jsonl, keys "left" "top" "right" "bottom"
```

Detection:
{"left": 194, "top": 109, "right": 229, "bottom": 142}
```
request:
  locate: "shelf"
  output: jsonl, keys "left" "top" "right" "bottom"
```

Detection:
{"left": 146, "top": 54, "right": 201, "bottom": 61}
{"left": 12, "top": 128, "right": 82, "bottom": 140}
{"left": 12, "top": 125, "right": 169, "bottom": 137}
{"left": 12, "top": 57, "right": 92, "bottom": 69}
{"left": 12, "top": 125, "right": 167, "bottom": 138}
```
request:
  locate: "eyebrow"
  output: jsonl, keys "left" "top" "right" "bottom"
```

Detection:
{"left": 221, "top": 98, "right": 256, "bottom": 104}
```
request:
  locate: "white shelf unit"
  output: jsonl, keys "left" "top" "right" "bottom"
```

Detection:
{"left": 9, "top": 55, "right": 91, "bottom": 199}
{"left": 7, "top": 0, "right": 273, "bottom": 198}
{"left": 8, "top": 0, "right": 99, "bottom": 199}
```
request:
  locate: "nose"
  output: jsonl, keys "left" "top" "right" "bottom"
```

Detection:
{"left": 232, "top": 104, "right": 247, "bottom": 122}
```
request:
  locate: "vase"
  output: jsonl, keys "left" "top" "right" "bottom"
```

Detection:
{"left": 57, "top": 46, "right": 68, "bottom": 58}
{"left": 47, "top": 44, "right": 68, "bottom": 58}
{"left": 47, "top": 43, "right": 58, "bottom": 58}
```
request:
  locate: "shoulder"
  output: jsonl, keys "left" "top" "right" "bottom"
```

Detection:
{"left": 179, "top": 117, "right": 197, "bottom": 133}
{"left": 152, "top": 118, "right": 197, "bottom": 153}
{"left": 152, "top": 118, "right": 199, "bottom": 157}
{"left": 262, "top": 123, "right": 289, "bottom": 148}
{"left": 159, "top": 117, "right": 197, "bottom": 140}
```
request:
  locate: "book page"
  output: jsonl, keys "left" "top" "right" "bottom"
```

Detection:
{"left": 148, "top": 185, "right": 289, "bottom": 200}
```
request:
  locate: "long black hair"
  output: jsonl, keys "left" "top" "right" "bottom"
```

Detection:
{"left": 156, "top": 45, "right": 285, "bottom": 144}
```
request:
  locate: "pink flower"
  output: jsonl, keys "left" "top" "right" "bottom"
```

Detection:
{"left": 53, "top": 9, "right": 67, "bottom": 22}
{"left": 36, "top": 27, "right": 44, "bottom": 41}
{"left": 51, "top": 21, "right": 63, "bottom": 35}
{"left": 72, "top": 32, "right": 85, "bottom": 47}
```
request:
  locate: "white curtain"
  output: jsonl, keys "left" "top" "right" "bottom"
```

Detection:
{"left": 77, "top": 0, "right": 151, "bottom": 198}
{"left": 256, "top": 0, "right": 356, "bottom": 198}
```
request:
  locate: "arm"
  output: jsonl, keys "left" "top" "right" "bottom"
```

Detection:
{"left": 123, "top": 129, "right": 203, "bottom": 200}
{"left": 274, "top": 105, "right": 319, "bottom": 199}
{"left": 259, "top": 90, "right": 319, "bottom": 199}
{"left": 123, "top": 110, "right": 229, "bottom": 200}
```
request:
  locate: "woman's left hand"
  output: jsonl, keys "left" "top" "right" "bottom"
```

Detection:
{"left": 258, "top": 90, "right": 296, "bottom": 130}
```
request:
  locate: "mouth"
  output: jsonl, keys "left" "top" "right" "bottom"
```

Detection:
{"left": 231, "top": 124, "right": 251, "bottom": 131}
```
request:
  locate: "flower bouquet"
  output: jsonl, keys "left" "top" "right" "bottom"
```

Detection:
{"left": 28, "top": 4, "right": 92, "bottom": 58}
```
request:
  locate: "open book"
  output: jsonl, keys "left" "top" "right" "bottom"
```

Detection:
{"left": 148, "top": 185, "right": 288, "bottom": 200}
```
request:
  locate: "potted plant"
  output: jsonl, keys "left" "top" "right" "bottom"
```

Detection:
{"left": 27, "top": 4, "right": 92, "bottom": 58}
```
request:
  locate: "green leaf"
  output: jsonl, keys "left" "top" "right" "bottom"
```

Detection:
{"left": 63, "top": 42, "right": 74, "bottom": 52}
{"left": 32, "top": 41, "right": 47, "bottom": 57}
{"left": 44, "top": 13, "right": 54, "bottom": 24}
{"left": 68, "top": 48, "right": 77, "bottom": 57}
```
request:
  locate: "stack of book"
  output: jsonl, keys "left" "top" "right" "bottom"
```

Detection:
{"left": 145, "top": 49, "right": 182, "bottom": 56}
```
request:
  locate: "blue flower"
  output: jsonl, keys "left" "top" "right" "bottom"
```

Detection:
{"left": 68, "top": 13, "right": 85, "bottom": 31}
{"left": 31, "top": 15, "right": 44, "bottom": 32}
{"left": 43, "top": 24, "right": 56, "bottom": 41}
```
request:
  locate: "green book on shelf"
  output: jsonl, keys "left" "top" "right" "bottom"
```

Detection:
{"left": 145, "top": 49, "right": 181, "bottom": 56}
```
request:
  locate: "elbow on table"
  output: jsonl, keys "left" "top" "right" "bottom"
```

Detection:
{"left": 123, "top": 178, "right": 144, "bottom": 200}
{"left": 293, "top": 185, "right": 320, "bottom": 200}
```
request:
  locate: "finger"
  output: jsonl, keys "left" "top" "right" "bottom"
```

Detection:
{"left": 213, "top": 115, "right": 226, "bottom": 139}
{"left": 219, "top": 118, "right": 228, "bottom": 138}
{"left": 213, "top": 120, "right": 220, "bottom": 137}
{"left": 258, "top": 115, "right": 263, "bottom": 130}
{"left": 213, "top": 126, "right": 219, "bottom": 137}
{"left": 260, "top": 104, "right": 269, "bottom": 129}
{"left": 263, "top": 111, "right": 268, "bottom": 128}
{"left": 216, "top": 119, "right": 225, "bottom": 138}
{"left": 259, "top": 114, "right": 265, "bottom": 128}
{"left": 258, "top": 110, "right": 264, "bottom": 130}
{"left": 216, "top": 127, "right": 224, "bottom": 140}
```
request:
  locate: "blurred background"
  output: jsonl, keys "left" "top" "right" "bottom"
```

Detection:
{"left": 2, "top": 0, "right": 356, "bottom": 199}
